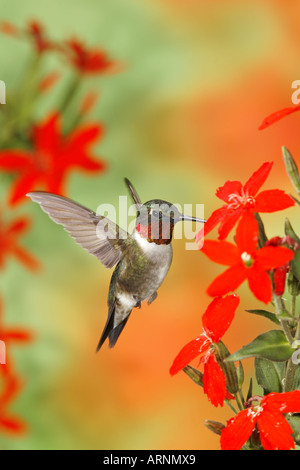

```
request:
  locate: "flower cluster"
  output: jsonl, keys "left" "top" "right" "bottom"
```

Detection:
{"left": 0, "top": 18, "right": 121, "bottom": 437}
{"left": 0, "top": 113, "right": 105, "bottom": 205}
{"left": 0, "top": 298, "right": 31, "bottom": 434}
{"left": 170, "top": 154, "right": 300, "bottom": 450}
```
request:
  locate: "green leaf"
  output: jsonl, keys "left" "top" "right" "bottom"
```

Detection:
{"left": 246, "top": 378, "right": 253, "bottom": 401}
{"left": 291, "top": 250, "right": 300, "bottom": 283}
{"left": 246, "top": 309, "right": 280, "bottom": 326}
{"left": 225, "top": 330, "right": 294, "bottom": 362}
{"left": 183, "top": 365, "right": 203, "bottom": 387}
{"left": 285, "top": 218, "right": 300, "bottom": 245}
{"left": 236, "top": 361, "right": 244, "bottom": 388}
{"left": 286, "top": 415, "right": 300, "bottom": 445}
{"left": 287, "top": 271, "right": 300, "bottom": 296}
{"left": 255, "top": 357, "right": 285, "bottom": 394}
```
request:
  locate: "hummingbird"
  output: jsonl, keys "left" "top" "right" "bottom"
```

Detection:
{"left": 27, "top": 179, "right": 205, "bottom": 350}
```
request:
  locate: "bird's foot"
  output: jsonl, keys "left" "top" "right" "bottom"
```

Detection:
{"left": 147, "top": 291, "right": 158, "bottom": 305}
{"left": 133, "top": 295, "right": 141, "bottom": 309}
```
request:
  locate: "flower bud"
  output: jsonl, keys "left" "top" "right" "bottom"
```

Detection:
{"left": 183, "top": 365, "right": 203, "bottom": 387}
{"left": 284, "top": 218, "right": 300, "bottom": 246}
{"left": 204, "top": 420, "right": 225, "bottom": 436}
{"left": 282, "top": 146, "right": 300, "bottom": 194}
{"left": 214, "top": 340, "right": 239, "bottom": 394}
{"left": 287, "top": 271, "right": 300, "bottom": 296}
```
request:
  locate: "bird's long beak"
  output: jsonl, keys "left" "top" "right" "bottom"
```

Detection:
{"left": 180, "top": 214, "right": 206, "bottom": 223}
{"left": 124, "top": 178, "right": 142, "bottom": 206}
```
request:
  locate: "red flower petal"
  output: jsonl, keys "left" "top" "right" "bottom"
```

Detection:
{"left": 0, "top": 21, "right": 19, "bottom": 36}
{"left": 217, "top": 207, "right": 243, "bottom": 240}
{"left": 0, "top": 151, "right": 32, "bottom": 171}
{"left": 0, "top": 375, "right": 22, "bottom": 406}
{"left": 258, "top": 106, "right": 300, "bottom": 130}
{"left": 68, "top": 124, "right": 103, "bottom": 149}
{"left": 201, "top": 240, "right": 239, "bottom": 266}
{"left": 9, "top": 172, "right": 38, "bottom": 205}
{"left": 235, "top": 212, "right": 258, "bottom": 254}
{"left": 72, "top": 156, "right": 106, "bottom": 172}
{"left": 33, "top": 112, "right": 61, "bottom": 153}
{"left": 201, "top": 207, "right": 227, "bottom": 237}
{"left": 216, "top": 180, "right": 243, "bottom": 203}
{"left": 80, "top": 91, "right": 99, "bottom": 115}
{"left": 220, "top": 409, "right": 256, "bottom": 450}
{"left": 257, "top": 409, "right": 295, "bottom": 450}
{"left": 0, "top": 415, "right": 26, "bottom": 434}
{"left": 45, "top": 172, "right": 65, "bottom": 194}
{"left": 2, "top": 330, "right": 32, "bottom": 342}
{"left": 169, "top": 336, "right": 210, "bottom": 376}
{"left": 254, "top": 189, "right": 295, "bottom": 212}
{"left": 207, "top": 265, "right": 247, "bottom": 297}
{"left": 7, "top": 218, "right": 31, "bottom": 235}
{"left": 202, "top": 295, "right": 239, "bottom": 343}
{"left": 203, "top": 355, "right": 226, "bottom": 407}
{"left": 243, "top": 162, "right": 273, "bottom": 196}
{"left": 256, "top": 246, "right": 294, "bottom": 270}
{"left": 38, "top": 71, "right": 61, "bottom": 93}
{"left": 264, "top": 390, "right": 300, "bottom": 413}
{"left": 11, "top": 246, "right": 40, "bottom": 271}
{"left": 247, "top": 266, "right": 273, "bottom": 303}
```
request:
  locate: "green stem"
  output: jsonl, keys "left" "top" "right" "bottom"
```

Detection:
{"left": 274, "top": 295, "right": 294, "bottom": 344}
{"left": 224, "top": 398, "right": 238, "bottom": 414}
{"left": 234, "top": 393, "right": 243, "bottom": 411}
{"left": 238, "top": 388, "right": 245, "bottom": 408}
{"left": 292, "top": 295, "right": 297, "bottom": 319}
{"left": 284, "top": 316, "right": 300, "bottom": 392}
{"left": 58, "top": 74, "right": 81, "bottom": 115}
{"left": 0, "top": 54, "right": 42, "bottom": 147}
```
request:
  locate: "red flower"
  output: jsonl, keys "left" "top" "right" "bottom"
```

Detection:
{"left": 1, "top": 20, "right": 57, "bottom": 54}
{"left": 0, "top": 214, "right": 39, "bottom": 271}
{"left": 201, "top": 212, "right": 294, "bottom": 303}
{"left": 259, "top": 105, "right": 300, "bottom": 130}
{"left": 221, "top": 391, "right": 300, "bottom": 450}
{"left": 0, "top": 113, "right": 105, "bottom": 205}
{"left": 196, "top": 162, "right": 294, "bottom": 242}
{"left": 65, "top": 38, "right": 119, "bottom": 75}
{"left": 265, "top": 236, "right": 299, "bottom": 296}
{"left": 0, "top": 297, "right": 32, "bottom": 368}
{"left": 0, "top": 298, "right": 31, "bottom": 433}
{"left": 170, "top": 295, "right": 239, "bottom": 407}
{"left": 0, "top": 372, "right": 26, "bottom": 434}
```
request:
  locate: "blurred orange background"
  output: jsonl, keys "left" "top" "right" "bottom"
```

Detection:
{"left": 1, "top": 0, "right": 300, "bottom": 450}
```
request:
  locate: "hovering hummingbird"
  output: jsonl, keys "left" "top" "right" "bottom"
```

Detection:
{"left": 27, "top": 179, "right": 205, "bottom": 350}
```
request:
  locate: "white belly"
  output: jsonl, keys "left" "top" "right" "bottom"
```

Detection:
{"left": 134, "top": 231, "right": 173, "bottom": 293}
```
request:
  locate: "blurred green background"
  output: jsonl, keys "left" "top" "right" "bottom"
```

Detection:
{"left": 1, "top": 0, "right": 300, "bottom": 450}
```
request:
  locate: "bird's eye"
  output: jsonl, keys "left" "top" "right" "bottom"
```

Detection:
{"left": 152, "top": 210, "right": 160, "bottom": 218}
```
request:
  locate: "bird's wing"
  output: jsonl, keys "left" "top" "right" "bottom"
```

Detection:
{"left": 27, "top": 192, "right": 131, "bottom": 269}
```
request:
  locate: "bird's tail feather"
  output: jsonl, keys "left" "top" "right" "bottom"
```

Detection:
{"left": 108, "top": 316, "right": 130, "bottom": 348}
{"left": 96, "top": 302, "right": 131, "bottom": 351}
